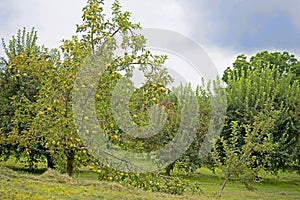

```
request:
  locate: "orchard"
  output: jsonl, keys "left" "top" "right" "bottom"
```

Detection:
{"left": 0, "top": 0, "right": 299, "bottom": 198}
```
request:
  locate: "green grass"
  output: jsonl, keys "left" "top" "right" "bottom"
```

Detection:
{"left": 178, "top": 168, "right": 300, "bottom": 199}
{"left": 0, "top": 160, "right": 299, "bottom": 200}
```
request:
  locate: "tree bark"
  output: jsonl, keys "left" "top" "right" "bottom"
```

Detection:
{"left": 45, "top": 153, "right": 55, "bottom": 169}
{"left": 66, "top": 150, "right": 75, "bottom": 176}
{"left": 219, "top": 176, "right": 229, "bottom": 198}
{"left": 165, "top": 162, "right": 175, "bottom": 176}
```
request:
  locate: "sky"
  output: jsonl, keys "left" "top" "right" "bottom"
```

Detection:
{"left": 1, "top": 0, "right": 300, "bottom": 74}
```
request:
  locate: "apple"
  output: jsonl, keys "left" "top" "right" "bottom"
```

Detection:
{"left": 161, "top": 88, "right": 167, "bottom": 93}
{"left": 112, "top": 135, "right": 118, "bottom": 141}
{"left": 100, "top": 83, "right": 106, "bottom": 88}
{"left": 50, "top": 150, "right": 55, "bottom": 155}
{"left": 54, "top": 99, "right": 60, "bottom": 104}
{"left": 76, "top": 138, "right": 81, "bottom": 142}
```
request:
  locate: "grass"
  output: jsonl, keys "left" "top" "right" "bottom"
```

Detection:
{"left": 0, "top": 160, "right": 299, "bottom": 200}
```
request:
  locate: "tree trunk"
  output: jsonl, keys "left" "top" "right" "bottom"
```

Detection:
{"left": 45, "top": 153, "right": 55, "bottom": 169}
{"left": 219, "top": 176, "right": 229, "bottom": 198}
{"left": 66, "top": 150, "right": 75, "bottom": 176}
{"left": 165, "top": 162, "right": 175, "bottom": 176}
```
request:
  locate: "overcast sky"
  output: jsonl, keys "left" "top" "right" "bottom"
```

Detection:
{"left": 1, "top": 0, "right": 300, "bottom": 74}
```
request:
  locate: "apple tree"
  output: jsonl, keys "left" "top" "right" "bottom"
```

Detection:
{"left": 215, "top": 101, "right": 280, "bottom": 198}
{"left": 23, "top": 0, "right": 172, "bottom": 176}
{"left": 221, "top": 52, "right": 300, "bottom": 172}
{"left": 0, "top": 28, "right": 59, "bottom": 169}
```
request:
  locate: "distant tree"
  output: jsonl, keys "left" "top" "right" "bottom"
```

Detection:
{"left": 222, "top": 51, "right": 300, "bottom": 83}
{"left": 0, "top": 28, "right": 59, "bottom": 169}
{"left": 221, "top": 52, "right": 300, "bottom": 172}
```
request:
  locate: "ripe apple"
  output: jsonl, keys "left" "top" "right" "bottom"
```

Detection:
{"left": 112, "top": 135, "right": 118, "bottom": 141}
{"left": 161, "top": 88, "right": 167, "bottom": 93}
{"left": 50, "top": 150, "right": 55, "bottom": 155}
{"left": 54, "top": 99, "right": 60, "bottom": 104}
{"left": 100, "top": 83, "right": 106, "bottom": 88}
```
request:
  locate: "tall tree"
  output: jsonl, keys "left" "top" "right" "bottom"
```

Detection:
{"left": 221, "top": 52, "right": 300, "bottom": 172}
{"left": 222, "top": 51, "right": 300, "bottom": 83}
{"left": 0, "top": 28, "right": 59, "bottom": 168}
{"left": 22, "top": 0, "right": 171, "bottom": 176}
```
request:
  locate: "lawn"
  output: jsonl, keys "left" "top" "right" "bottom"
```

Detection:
{"left": 0, "top": 160, "right": 299, "bottom": 200}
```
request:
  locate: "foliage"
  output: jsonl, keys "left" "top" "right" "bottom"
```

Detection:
{"left": 221, "top": 53, "right": 300, "bottom": 172}
{"left": 1, "top": 0, "right": 300, "bottom": 198}
{"left": 0, "top": 0, "right": 172, "bottom": 176}
{"left": 222, "top": 51, "right": 300, "bottom": 83}
{"left": 0, "top": 28, "right": 59, "bottom": 169}
{"left": 93, "top": 164, "right": 202, "bottom": 195}
{"left": 214, "top": 102, "right": 280, "bottom": 198}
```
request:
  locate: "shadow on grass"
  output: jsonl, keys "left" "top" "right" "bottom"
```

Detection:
{"left": 4, "top": 164, "right": 47, "bottom": 175}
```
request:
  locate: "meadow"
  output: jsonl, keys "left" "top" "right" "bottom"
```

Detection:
{"left": 0, "top": 159, "right": 299, "bottom": 200}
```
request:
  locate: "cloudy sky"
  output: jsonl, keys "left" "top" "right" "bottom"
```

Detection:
{"left": 1, "top": 0, "right": 300, "bottom": 74}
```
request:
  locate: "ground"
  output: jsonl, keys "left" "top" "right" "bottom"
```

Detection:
{"left": 0, "top": 159, "right": 299, "bottom": 200}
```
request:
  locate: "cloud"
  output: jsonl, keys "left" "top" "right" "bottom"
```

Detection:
{"left": 0, "top": 0, "right": 85, "bottom": 53}
{"left": 120, "top": 0, "right": 190, "bottom": 35}
{"left": 178, "top": 0, "right": 300, "bottom": 54}
{"left": 0, "top": 0, "right": 39, "bottom": 37}
{"left": 35, "top": 0, "right": 86, "bottom": 49}
{"left": 1, "top": 0, "right": 299, "bottom": 73}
